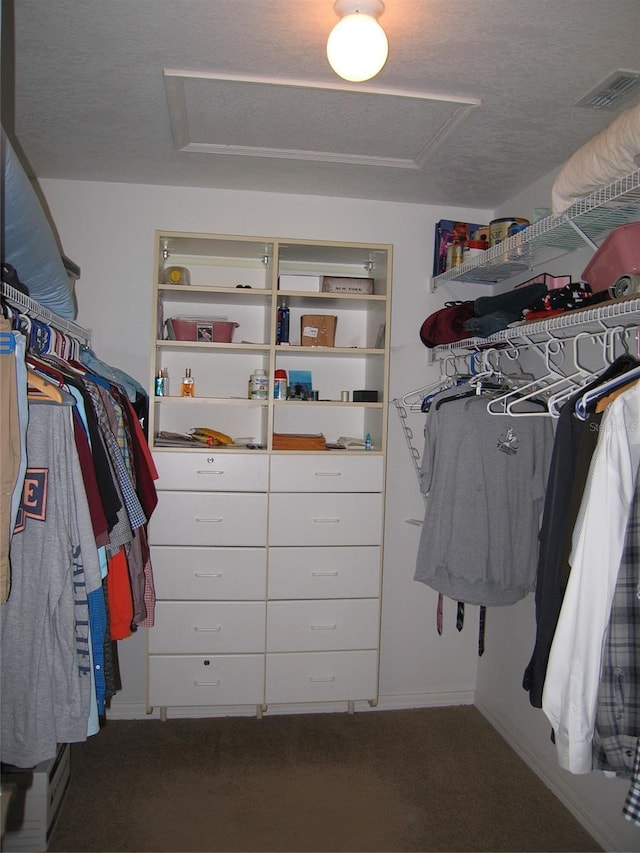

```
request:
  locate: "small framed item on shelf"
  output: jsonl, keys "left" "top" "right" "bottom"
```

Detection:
{"left": 288, "top": 369, "right": 313, "bottom": 400}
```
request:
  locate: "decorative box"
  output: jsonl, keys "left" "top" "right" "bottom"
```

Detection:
{"left": 321, "top": 276, "right": 374, "bottom": 294}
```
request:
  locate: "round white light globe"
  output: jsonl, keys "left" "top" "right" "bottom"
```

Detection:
{"left": 327, "top": 12, "right": 389, "bottom": 82}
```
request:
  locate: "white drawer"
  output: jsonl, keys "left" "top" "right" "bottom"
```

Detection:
{"left": 270, "top": 454, "right": 383, "bottom": 492}
{"left": 268, "top": 493, "right": 383, "bottom": 546}
{"left": 148, "top": 654, "right": 264, "bottom": 707}
{"left": 268, "top": 546, "right": 380, "bottom": 599}
{"left": 265, "top": 650, "right": 378, "bottom": 704}
{"left": 151, "top": 546, "right": 266, "bottom": 600}
{"left": 266, "top": 599, "right": 379, "bottom": 652}
{"left": 149, "top": 601, "right": 266, "bottom": 653}
{"left": 154, "top": 451, "right": 269, "bottom": 492}
{"left": 149, "top": 492, "right": 267, "bottom": 546}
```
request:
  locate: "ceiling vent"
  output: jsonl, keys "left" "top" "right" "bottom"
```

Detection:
{"left": 576, "top": 69, "right": 640, "bottom": 110}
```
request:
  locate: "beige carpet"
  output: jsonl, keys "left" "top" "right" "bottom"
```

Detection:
{"left": 48, "top": 706, "right": 600, "bottom": 852}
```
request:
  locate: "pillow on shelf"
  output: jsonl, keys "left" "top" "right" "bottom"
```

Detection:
{"left": 2, "top": 129, "right": 76, "bottom": 319}
{"left": 551, "top": 102, "right": 640, "bottom": 216}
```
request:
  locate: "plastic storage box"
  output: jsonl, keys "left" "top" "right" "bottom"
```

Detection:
{"left": 2, "top": 743, "right": 70, "bottom": 852}
{"left": 169, "top": 317, "right": 239, "bottom": 342}
{"left": 582, "top": 222, "right": 640, "bottom": 293}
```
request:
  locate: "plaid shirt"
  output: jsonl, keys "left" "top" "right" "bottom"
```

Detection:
{"left": 592, "top": 466, "right": 640, "bottom": 823}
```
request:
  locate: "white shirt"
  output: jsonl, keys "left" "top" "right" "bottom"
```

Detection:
{"left": 542, "top": 382, "right": 640, "bottom": 774}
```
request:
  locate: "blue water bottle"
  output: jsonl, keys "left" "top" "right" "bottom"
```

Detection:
{"left": 276, "top": 301, "right": 290, "bottom": 345}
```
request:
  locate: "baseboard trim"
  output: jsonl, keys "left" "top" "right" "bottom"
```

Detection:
{"left": 475, "top": 697, "right": 617, "bottom": 852}
{"left": 106, "top": 689, "right": 475, "bottom": 722}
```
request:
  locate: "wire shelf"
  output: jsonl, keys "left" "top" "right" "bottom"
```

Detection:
{"left": 432, "top": 169, "right": 640, "bottom": 288}
{"left": 432, "top": 297, "right": 640, "bottom": 358}
{"left": 2, "top": 283, "right": 91, "bottom": 344}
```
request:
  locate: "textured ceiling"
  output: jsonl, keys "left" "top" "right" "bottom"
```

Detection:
{"left": 4, "top": 0, "right": 640, "bottom": 208}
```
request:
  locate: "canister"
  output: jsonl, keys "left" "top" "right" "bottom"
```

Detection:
{"left": 273, "top": 369, "right": 288, "bottom": 399}
{"left": 489, "top": 217, "right": 530, "bottom": 247}
{"left": 466, "top": 240, "right": 488, "bottom": 261}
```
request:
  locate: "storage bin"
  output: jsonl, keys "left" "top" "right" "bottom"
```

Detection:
{"left": 169, "top": 316, "right": 239, "bottom": 342}
{"left": 582, "top": 222, "right": 640, "bottom": 293}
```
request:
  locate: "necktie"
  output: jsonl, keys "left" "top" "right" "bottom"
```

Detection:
{"left": 478, "top": 605, "right": 486, "bottom": 655}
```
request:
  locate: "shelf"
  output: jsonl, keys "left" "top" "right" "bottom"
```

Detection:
{"left": 154, "top": 396, "right": 268, "bottom": 405}
{"left": 432, "top": 169, "right": 640, "bottom": 289}
{"left": 157, "top": 340, "right": 270, "bottom": 353}
{"left": 432, "top": 296, "right": 640, "bottom": 359}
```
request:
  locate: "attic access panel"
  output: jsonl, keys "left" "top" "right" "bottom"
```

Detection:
{"left": 164, "top": 70, "right": 480, "bottom": 170}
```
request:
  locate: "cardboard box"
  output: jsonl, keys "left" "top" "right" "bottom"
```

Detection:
{"left": 300, "top": 314, "right": 337, "bottom": 347}
{"left": 321, "top": 276, "right": 374, "bottom": 294}
{"left": 278, "top": 274, "right": 322, "bottom": 292}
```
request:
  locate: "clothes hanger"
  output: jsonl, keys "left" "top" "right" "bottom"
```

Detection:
{"left": 27, "top": 366, "right": 64, "bottom": 402}
{"left": 485, "top": 337, "right": 569, "bottom": 416}
{"left": 400, "top": 354, "right": 466, "bottom": 411}
{"left": 575, "top": 362, "right": 640, "bottom": 420}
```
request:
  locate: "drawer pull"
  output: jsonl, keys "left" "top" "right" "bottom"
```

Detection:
{"left": 311, "top": 571, "right": 339, "bottom": 577}
{"left": 196, "top": 470, "right": 224, "bottom": 475}
{"left": 194, "top": 625, "right": 222, "bottom": 632}
{"left": 310, "top": 623, "right": 337, "bottom": 631}
{"left": 313, "top": 471, "right": 342, "bottom": 477}
{"left": 312, "top": 517, "right": 340, "bottom": 524}
{"left": 309, "top": 676, "right": 336, "bottom": 683}
{"left": 194, "top": 517, "right": 223, "bottom": 523}
{"left": 194, "top": 680, "right": 221, "bottom": 687}
{"left": 195, "top": 572, "right": 223, "bottom": 578}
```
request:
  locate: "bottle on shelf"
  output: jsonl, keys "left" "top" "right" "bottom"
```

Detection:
{"left": 273, "top": 369, "right": 288, "bottom": 399}
{"left": 155, "top": 369, "right": 165, "bottom": 397}
{"left": 249, "top": 369, "right": 268, "bottom": 400}
{"left": 365, "top": 433, "right": 372, "bottom": 451}
{"left": 181, "top": 367, "right": 195, "bottom": 397}
{"left": 276, "top": 300, "right": 290, "bottom": 345}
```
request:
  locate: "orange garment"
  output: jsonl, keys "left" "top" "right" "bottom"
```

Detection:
{"left": 107, "top": 548, "right": 134, "bottom": 640}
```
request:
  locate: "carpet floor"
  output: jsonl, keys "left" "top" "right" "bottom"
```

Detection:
{"left": 47, "top": 706, "right": 600, "bottom": 852}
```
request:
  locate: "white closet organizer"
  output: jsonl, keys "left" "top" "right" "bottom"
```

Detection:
{"left": 147, "top": 231, "right": 392, "bottom": 719}
{"left": 431, "top": 168, "right": 640, "bottom": 291}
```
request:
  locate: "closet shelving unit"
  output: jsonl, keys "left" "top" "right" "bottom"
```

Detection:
{"left": 147, "top": 230, "right": 392, "bottom": 720}
{"left": 430, "top": 168, "right": 640, "bottom": 291}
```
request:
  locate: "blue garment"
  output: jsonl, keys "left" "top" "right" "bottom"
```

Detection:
{"left": 79, "top": 346, "right": 147, "bottom": 403}
{"left": 10, "top": 332, "right": 28, "bottom": 534}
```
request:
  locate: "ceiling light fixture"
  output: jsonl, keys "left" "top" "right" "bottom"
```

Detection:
{"left": 327, "top": 0, "right": 388, "bottom": 83}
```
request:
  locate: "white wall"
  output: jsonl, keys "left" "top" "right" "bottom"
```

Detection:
{"left": 39, "top": 178, "right": 491, "bottom": 714}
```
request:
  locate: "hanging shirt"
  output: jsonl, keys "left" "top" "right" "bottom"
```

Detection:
{"left": 543, "top": 382, "right": 640, "bottom": 774}
{"left": 414, "top": 391, "right": 554, "bottom": 606}
{"left": 1, "top": 402, "right": 102, "bottom": 766}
